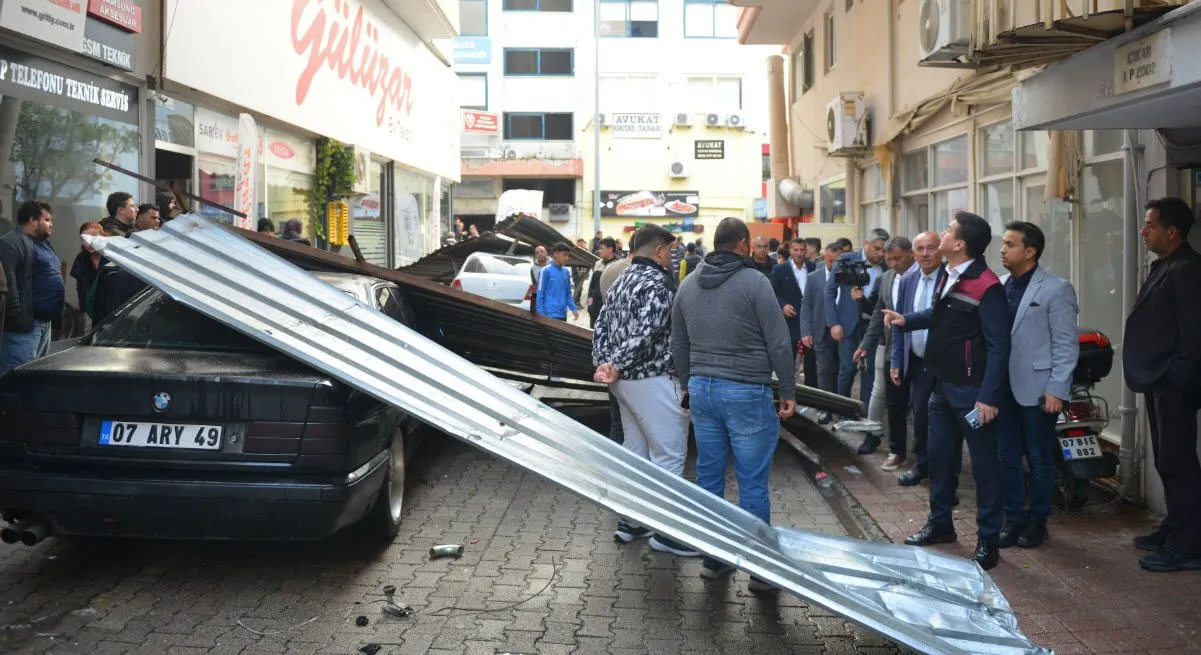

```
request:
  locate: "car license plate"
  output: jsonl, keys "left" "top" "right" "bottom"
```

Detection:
{"left": 1059, "top": 434, "right": 1100, "bottom": 460}
{"left": 99, "top": 421, "right": 223, "bottom": 450}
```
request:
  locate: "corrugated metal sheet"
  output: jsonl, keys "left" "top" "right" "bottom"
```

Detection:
{"left": 88, "top": 217, "right": 1049, "bottom": 655}
{"left": 242, "top": 230, "right": 865, "bottom": 418}
{"left": 401, "top": 215, "right": 598, "bottom": 283}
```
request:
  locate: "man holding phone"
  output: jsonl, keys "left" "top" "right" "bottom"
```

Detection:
{"left": 883, "top": 212, "right": 1010, "bottom": 570}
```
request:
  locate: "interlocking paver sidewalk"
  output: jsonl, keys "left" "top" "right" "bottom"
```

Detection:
{"left": 795, "top": 419, "right": 1201, "bottom": 655}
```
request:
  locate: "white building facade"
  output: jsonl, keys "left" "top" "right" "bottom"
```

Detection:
{"left": 453, "top": 0, "right": 776, "bottom": 241}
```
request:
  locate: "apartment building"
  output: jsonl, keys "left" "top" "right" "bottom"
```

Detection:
{"left": 452, "top": 0, "right": 776, "bottom": 240}
{"left": 732, "top": 0, "right": 1197, "bottom": 512}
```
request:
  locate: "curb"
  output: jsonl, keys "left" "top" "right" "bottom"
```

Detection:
{"left": 780, "top": 416, "right": 892, "bottom": 544}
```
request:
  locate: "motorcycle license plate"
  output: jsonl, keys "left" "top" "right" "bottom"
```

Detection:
{"left": 1059, "top": 434, "right": 1101, "bottom": 460}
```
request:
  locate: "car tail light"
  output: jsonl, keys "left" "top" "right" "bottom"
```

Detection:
{"left": 0, "top": 410, "right": 80, "bottom": 444}
{"left": 524, "top": 284, "right": 535, "bottom": 301}
{"left": 299, "top": 406, "right": 347, "bottom": 455}
{"left": 451, "top": 279, "right": 463, "bottom": 289}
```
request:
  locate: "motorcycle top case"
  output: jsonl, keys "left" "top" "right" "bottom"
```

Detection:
{"left": 1074, "top": 327, "right": 1113, "bottom": 386}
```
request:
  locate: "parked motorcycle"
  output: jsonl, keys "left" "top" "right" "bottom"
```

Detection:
{"left": 1052, "top": 327, "right": 1118, "bottom": 509}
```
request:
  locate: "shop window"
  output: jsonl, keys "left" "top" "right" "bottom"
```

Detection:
{"left": 154, "top": 96, "right": 195, "bottom": 148}
{"left": 979, "top": 179, "right": 1014, "bottom": 230}
{"left": 600, "top": 0, "right": 658, "bottom": 38}
{"left": 460, "top": 0, "right": 488, "bottom": 35}
{"left": 1021, "top": 130, "right": 1050, "bottom": 170}
{"left": 683, "top": 0, "right": 738, "bottom": 38}
{"left": 395, "top": 166, "right": 434, "bottom": 265}
{"left": 503, "top": 0, "right": 572, "bottom": 11}
{"left": 686, "top": 76, "right": 742, "bottom": 112}
{"left": 503, "top": 48, "right": 574, "bottom": 76}
{"left": 900, "top": 151, "right": 928, "bottom": 193}
{"left": 860, "top": 164, "right": 887, "bottom": 232}
{"left": 503, "top": 177, "right": 574, "bottom": 204}
{"left": 598, "top": 74, "right": 659, "bottom": 113}
{"left": 932, "top": 135, "right": 968, "bottom": 186}
{"left": 823, "top": 8, "right": 836, "bottom": 73}
{"left": 979, "top": 122, "right": 1014, "bottom": 177}
{"left": 819, "top": 178, "right": 847, "bottom": 224}
{"left": 263, "top": 129, "right": 315, "bottom": 240}
{"left": 457, "top": 73, "right": 488, "bottom": 109}
{"left": 1080, "top": 157, "right": 1125, "bottom": 437}
{"left": 1087, "top": 130, "right": 1124, "bottom": 158}
{"left": 351, "top": 159, "right": 388, "bottom": 266}
{"left": 504, "top": 112, "right": 574, "bottom": 140}
{"left": 3, "top": 99, "right": 139, "bottom": 310}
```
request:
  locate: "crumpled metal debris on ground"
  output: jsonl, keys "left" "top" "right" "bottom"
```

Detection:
{"left": 87, "top": 217, "right": 1051, "bottom": 655}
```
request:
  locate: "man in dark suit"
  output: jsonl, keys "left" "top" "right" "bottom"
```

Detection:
{"left": 800, "top": 244, "right": 843, "bottom": 400}
{"left": 826, "top": 229, "right": 889, "bottom": 407}
{"left": 891, "top": 232, "right": 947, "bottom": 487}
{"left": 854, "top": 236, "right": 913, "bottom": 460}
{"left": 772, "top": 238, "right": 815, "bottom": 388}
{"left": 884, "top": 212, "right": 1010, "bottom": 570}
{"left": 1124, "top": 197, "right": 1201, "bottom": 573}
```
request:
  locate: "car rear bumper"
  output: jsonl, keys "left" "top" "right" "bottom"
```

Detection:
{"left": 0, "top": 453, "right": 387, "bottom": 540}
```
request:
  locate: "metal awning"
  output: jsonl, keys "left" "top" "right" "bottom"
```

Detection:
{"left": 86, "top": 216, "right": 1048, "bottom": 655}
{"left": 402, "top": 214, "right": 598, "bottom": 283}
{"left": 1013, "top": 2, "right": 1201, "bottom": 131}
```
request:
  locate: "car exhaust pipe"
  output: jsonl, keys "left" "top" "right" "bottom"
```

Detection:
{"left": 1, "top": 520, "right": 31, "bottom": 544}
{"left": 19, "top": 521, "right": 47, "bottom": 546}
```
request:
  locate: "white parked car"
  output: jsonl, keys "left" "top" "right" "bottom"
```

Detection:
{"left": 451, "top": 252, "right": 535, "bottom": 309}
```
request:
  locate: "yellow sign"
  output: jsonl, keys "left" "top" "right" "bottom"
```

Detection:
{"left": 1114, "top": 30, "right": 1172, "bottom": 95}
{"left": 326, "top": 200, "right": 349, "bottom": 246}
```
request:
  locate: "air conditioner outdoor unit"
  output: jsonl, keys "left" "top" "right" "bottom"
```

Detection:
{"left": 548, "top": 203, "right": 572, "bottom": 222}
{"left": 725, "top": 113, "right": 747, "bottom": 129}
{"left": 705, "top": 113, "right": 721, "bottom": 127}
{"left": 674, "top": 112, "right": 693, "bottom": 127}
{"left": 918, "top": 0, "right": 972, "bottom": 65}
{"left": 826, "top": 92, "right": 869, "bottom": 154}
{"left": 669, "top": 161, "right": 689, "bottom": 178}
{"left": 503, "top": 148, "right": 519, "bottom": 159}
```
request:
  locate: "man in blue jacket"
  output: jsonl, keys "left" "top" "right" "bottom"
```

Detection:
{"left": 884, "top": 212, "right": 1010, "bottom": 570}
{"left": 536, "top": 242, "right": 579, "bottom": 321}
{"left": 826, "top": 228, "right": 888, "bottom": 407}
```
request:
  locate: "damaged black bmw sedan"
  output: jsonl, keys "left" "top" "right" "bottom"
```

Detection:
{"left": 0, "top": 272, "right": 422, "bottom": 544}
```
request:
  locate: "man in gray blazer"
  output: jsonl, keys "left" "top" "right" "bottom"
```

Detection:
{"left": 996, "top": 221, "right": 1079, "bottom": 549}
{"left": 800, "top": 243, "right": 843, "bottom": 399}
{"left": 854, "top": 237, "right": 914, "bottom": 462}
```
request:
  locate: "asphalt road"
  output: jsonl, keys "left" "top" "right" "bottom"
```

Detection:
{"left": 0, "top": 428, "right": 905, "bottom": 655}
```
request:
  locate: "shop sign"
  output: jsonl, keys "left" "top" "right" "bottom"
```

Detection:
{"left": 81, "top": 16, "right": 134, "bottom": 70}
{"left": 264, "top": 129, "right": 313, "bottom": 174}
{"left": 752, "top": 198, "right": 767, "bottom": 219}
{"left": 1114, "top": 29, "right": 1172, "bottom": 95}
{"left": 87, "top": 0, "right": 140, "bottom": 33}
{"left": 0, "top": 0, "right": 87, "bottom": 51}
{"left": 194, "top": 107, "right": 240, "bottom": 158}
{"left": 694, "top": 139, "right": 724, "bottom": 160}
{"left": 610, "top": 113, "right": 661, "bottom": 139}
{"left": 0, "top": 45, "right": 136, "bottom": 124}
{"left": 600, "top": 190, "right": 700, "bottom": 218}
{"left": 454, "top": 36, "right": 490, "bottom": 64}
{"left": 462, "top": 109, "right": 499, "bottom": 135}
{"left": 234, "top": 113, "right": 260, "bottom": 231}
{"left": 163, "top": 0, "right": 461, "bottom": 181}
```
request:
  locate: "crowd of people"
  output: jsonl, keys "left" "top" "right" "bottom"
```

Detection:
{"left": 580, "top": 197, "right": 1201, "bottom": 577}
{"left": 0, "top": 191, "right": 182, "bottom": 376}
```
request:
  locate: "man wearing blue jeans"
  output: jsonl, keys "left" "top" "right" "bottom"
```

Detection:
{"left": 671, "top": 217, "right": 796, "bottom": 593}
{"left": 996, "top": 222, "right": 1078, "bottom": 549}
{"left": 0, "top": 200, "right": 62, "bottom": 375}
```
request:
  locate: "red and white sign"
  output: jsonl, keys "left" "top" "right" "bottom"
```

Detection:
{"left": 268, "top": 141, "right": 295, "bottom": 159}
{"left": 233, "top": 113, "right": 259, "bottom": 231}
{"left": 87, "top": 0, "right": 141, "bottom": 33}
{"left": 462, "top": 110, "right": 499, "bottom": 135}
{"left": 162, "top": 0, "right": 459, "bottom": 181}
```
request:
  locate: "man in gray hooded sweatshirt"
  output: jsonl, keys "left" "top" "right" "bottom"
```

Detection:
{"left": 671, "top": 216, "right": 797, "bottom": 592}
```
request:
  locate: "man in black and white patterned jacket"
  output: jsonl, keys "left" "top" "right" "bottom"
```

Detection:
{"left": 593, "top": 224, "right": 697, "bottom": 558}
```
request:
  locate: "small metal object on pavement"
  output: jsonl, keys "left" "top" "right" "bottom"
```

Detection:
{"left": 429, "top": 544, "right": 465, "bottom": 559}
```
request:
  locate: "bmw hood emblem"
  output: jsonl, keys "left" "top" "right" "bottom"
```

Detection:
{"left": 152, "top": 392, "right": 171, "bottom": 413}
